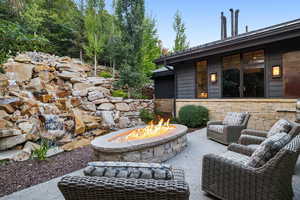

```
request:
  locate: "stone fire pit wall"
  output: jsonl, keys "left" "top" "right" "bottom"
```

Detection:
{"left": 92, "top": 124, "right": 188, "bottom": 163}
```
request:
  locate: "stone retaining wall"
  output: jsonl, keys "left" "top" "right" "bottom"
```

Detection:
{"left": 176, "top": 99, "right": 297, "bottom": 131}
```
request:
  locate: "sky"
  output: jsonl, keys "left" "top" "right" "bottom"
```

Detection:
{"left": 106, "top": 0, "right": 300, "bottom": 49}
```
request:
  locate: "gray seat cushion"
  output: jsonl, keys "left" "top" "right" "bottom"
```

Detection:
{"left": 267, "top": 119, "right": 292, "bottom": 137}
{"left": 223, "top": 112, "right": 247, "bottom": 126}
{"left": 247, "top": 132, "right": 291, "bottom": 168}
{"left": 209, "top": 125, "right": 225, "bottom": 134}
{"left": 247, "top": 144, "right": 260, "bottom": 150}
{"left": 84, "top": 162, "right": 174, "bottom": 180}
{"left": 220, "top": 151, "right": 250, "bottom": 165}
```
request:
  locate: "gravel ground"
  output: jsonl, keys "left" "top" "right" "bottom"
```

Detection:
{"left": 0, "top": 146, "right": 95, "bottom": 197}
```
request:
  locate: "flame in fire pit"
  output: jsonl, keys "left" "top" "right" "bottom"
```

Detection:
{"left": 109, "top": 119, "right": 175, "bottom": 142}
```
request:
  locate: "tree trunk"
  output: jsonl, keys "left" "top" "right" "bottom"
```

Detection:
{"left": 94, "top": 53, "right": 97, "bottom": 77}
{"left": 113, "top": 59, "right": 116, "bottom": 79}
{"left": 80, "top": 49, "right": 83, "bottom": 64}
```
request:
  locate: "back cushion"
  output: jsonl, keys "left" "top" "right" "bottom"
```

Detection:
{"left": 84, "top": 162, "right": 174, "bottom": 180}
{"left": 223, "top": 112, "right": 247, "bottom": 126}
{"left": 247, "top": 132, "right": 291, "bottom": 168}
{"left": 268, "top": 119, "right": 292, "bottom": 137}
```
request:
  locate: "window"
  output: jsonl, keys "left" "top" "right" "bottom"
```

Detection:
{"left": 196, "top": 61, "right": 208, "bottom": 98}
{"left": 222, "top": 50, "right": 265, "bottom": 98}
{"left": 243, "top": 50, "right": 265, "bottom": 97}
{"left": 222, "top": 54, "right": 241, "bottom": 97}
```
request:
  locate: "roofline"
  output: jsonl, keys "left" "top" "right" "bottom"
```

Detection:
{"left": 155, "top": 18, "right": 300, "bottom": 65}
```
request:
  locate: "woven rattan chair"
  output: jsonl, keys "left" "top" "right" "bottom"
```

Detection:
{"left": 58, "top": 168, "right": 189, "bottom": 200}
{"left": 238, "top": 121, "right": 300, "bottom": 148}
{"left": 207, "top": 113, "right": 250, "bottom": 145}
{"left": 202, "top": 135, "right": 300, "bottom": 200}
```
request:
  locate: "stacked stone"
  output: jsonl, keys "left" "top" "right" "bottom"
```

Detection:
{"left": 0, "top": 52, "right": 154, "bottom": 161}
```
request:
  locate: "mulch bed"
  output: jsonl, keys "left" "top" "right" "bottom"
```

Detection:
{"left": 0, "top": 145, "right": 96, "bottom": 198}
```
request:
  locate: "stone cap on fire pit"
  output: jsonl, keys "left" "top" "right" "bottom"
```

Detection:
{"left": 91, "top": 124, "right": 188, "bottom": 153}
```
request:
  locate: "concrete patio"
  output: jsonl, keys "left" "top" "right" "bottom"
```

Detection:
{"left": 1, "top": 128, "right": 300, "bottom": 200}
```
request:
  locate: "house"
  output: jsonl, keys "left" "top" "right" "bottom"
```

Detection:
{"left": 154, "top": 10, "right": 300, "bottom": 130}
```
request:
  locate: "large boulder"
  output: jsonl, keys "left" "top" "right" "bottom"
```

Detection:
{"left": 3, "top": 62, "right": 35, "bottom": 82}
{"left": 0, "top": 134, "right": 27, "bottom": 150}
{"left": 73, "top": 109, "right": 86, "bottom": 135}
{"left": 0, "top": 129, "right": 22, "bottom": 138}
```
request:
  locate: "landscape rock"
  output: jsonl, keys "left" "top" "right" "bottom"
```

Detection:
{"left": 3, "top": 62, "right": 35, "bottom": 82}
{"left": 57, "top": 71, "right": 82, "bottom": 80}
{"left": 115, "top": 103, "right": 130, "bottom": 112}
{"left": 118, "top": 116, "right": 130, "bottom": 129}
{"left": 62, "top": 138, "right": 91, "bottom": 151}
{"left": 0, "top": 129, "right": 22, "bottom": 138}
{"left": 92, "top": 98, "right": 109, "bottom": 104}
{"left": 13, "top": 141, "right": 41, "bottom": 161}
{"left": 0, "top": 110, "right": 9, "bottom": 119}
{"left": 88, "top": 90, "right": 104, "bottom": 101}
{"left": 81, "top": 102, "right": 97, "bottom": 112}
{"left": 96, "top": 111, "right": 115, "bottom": 128}
{"left": 0, "top": 134, "right": 27, "bottom": 150}
{"left": 73, "top": 109, "right": 86, "bottom": 135}
{"left": 97, "top": 103, "right": 115, "bottom": 111}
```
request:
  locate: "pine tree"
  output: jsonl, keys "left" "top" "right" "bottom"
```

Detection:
{"left": 173, "top": 10, "right": 189, "bottom": 52}
{"left": 115, "top": 0, "right": 145, "bottom": 95}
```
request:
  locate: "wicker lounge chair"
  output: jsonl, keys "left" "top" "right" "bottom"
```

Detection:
{"left": 202, "top": 135, "right": 300, "bottom": 200}
{"left": 58, "top": 168, "right": 189, "bottom": 200}
{"left": 239, "top": 120, "right": 300, "bottom": 149}
{"left": 207, "top": 112, "right": 250, "bottom": 145}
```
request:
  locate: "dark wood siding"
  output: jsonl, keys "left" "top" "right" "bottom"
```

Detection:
{"left": 175, "top": 62, "right": 196, "bottom": 98}
{"left": 265, "top": 43, "right": 283, "bottom": 98}
{"left": 154, "top": 76, "right": 174, "bottom": 99}
{"left": 207, "top": 56, "right": 222, "bottom": 98}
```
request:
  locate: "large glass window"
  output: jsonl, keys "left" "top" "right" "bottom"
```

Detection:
{"left": 196, "top": 61, "right": 208, "bottom": 98}
{"left": 222, "top": 50, "right": 265, "bottom": 98}
{"left": 222, "top": 54, "right": 241, "bottom": 97}
{"left": 243, "top": 50, "right": 265, "bottom": 97}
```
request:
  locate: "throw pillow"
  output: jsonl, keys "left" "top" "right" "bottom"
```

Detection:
{"left": 84, "top": 161, "right": 174, "bottom": 180}
{"left": 223, "top": 112, "right": 247, "bottom": 126}
{"left": 268, "top": 119, "right": 292, "bottom": 137}
{"left": 247, "top": 132, "right": 291, "bottom": 168}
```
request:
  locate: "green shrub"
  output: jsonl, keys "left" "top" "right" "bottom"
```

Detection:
{"left": 178, "top": 105, "right": 209, "bottom": 128}
{"left": 32, "top": 139, "right": 50, "bottom": 160}
{"left": 139, "top": 108, "right": 155, "bottom": 124}
{"left": 112, "top": 90, "right": 128, "bottom": 98}
{"left": 99, "top": 71, "right": 113, "bottom": 78}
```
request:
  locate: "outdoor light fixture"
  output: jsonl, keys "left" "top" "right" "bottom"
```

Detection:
{"left": 210, "top": 73, "right": 217, "bottom": 83}
{"left": 272, "top": 65, "right": 281, "bottom": 78}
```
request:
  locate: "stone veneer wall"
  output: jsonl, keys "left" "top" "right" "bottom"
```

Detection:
{"left": 176, "top": 99, "right": 297, "bottom": 131}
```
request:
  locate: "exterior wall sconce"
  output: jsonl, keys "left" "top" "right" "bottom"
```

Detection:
{"left": 210, "top": 73, "right": 217, "bottom": 83}
{"left": 272, "top": 65, "right": 281, "bottom": 78}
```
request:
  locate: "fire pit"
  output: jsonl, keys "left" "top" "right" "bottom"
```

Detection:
{"left": 91, "top": 120, "right": 188, "bottom": 163}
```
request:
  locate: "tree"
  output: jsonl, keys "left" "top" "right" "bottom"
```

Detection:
{"left": 115, "top": 0, "right": 145, "bottom": 95}
{"left": 84, "top": 0, "right": 106, "bottom": 76}
{"left": 141, "top": 16, "right": 161, "bottom": 79}
{"left": 172, "top": 10, "right": 189, "bottom": 52}
{"left": 21, "top": 0, "right": 46, "bottom": 35}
